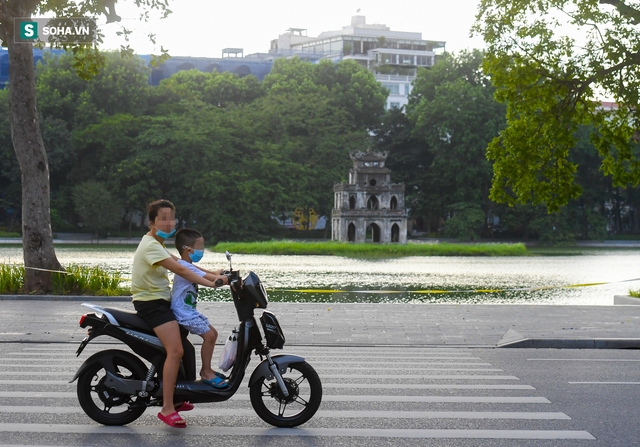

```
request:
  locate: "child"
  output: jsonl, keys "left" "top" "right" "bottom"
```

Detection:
{"left": 171, "top": 228, "right": 228, "bottom": 388}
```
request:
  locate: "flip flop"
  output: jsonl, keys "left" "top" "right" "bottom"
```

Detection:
{"left": 214, "top": 371, "right": 227, "bottom": 379}
{"left": 175, "top": 401, "right": 194, "bottom": 412}
{"left": 203, "top": 375, "right": 228, "bottom": 389}
{"left": 157, "top": 411, "right": 186, "bottom": 428}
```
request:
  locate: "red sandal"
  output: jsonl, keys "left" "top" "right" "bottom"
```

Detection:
{"left": 158, "top": 411, "right": 186, "bottom": 428}
{"left": 175, "top": 401, "right": 194, "bottom": 412}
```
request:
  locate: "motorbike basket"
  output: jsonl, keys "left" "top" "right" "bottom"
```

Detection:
{"left": 260, "top": 310, "right": 285, "bottom": 349}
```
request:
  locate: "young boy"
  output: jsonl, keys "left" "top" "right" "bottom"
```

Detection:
{"left": 171, "top": 228, "right": 228, "bottom": 388}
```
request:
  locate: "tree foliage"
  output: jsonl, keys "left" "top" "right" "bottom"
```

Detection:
{"left": 0, "top": 0, "right": 169, "bottom": 293}
{"left": 383, "top": 50, "right": 505, "bottom": 237}
{"left": 474, "top": 0, "right": 640, "bottom": 211}
{"left": 72, "top": 180, "right": 122, "bottom": 238}
{"left": 34, "top": 57, "right": 384, "bottom": 242}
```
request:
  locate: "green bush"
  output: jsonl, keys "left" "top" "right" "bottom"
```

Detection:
{"left": 443, "top": 203, "right": 486, "bottom": 241}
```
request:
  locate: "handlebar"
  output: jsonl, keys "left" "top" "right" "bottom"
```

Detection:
{"left": 215, "top": 270, "right": 241, "bottom": 288}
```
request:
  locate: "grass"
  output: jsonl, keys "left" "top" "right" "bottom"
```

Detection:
{"left": 0, "top": 263, "right": 130, "bottom": 295}
{"left": 211, "top": 240, "right": 528, "bottom": 257}
{"left": 0, "top": 231, "right": 20, "bottom": 238}
{"left": 629, "top": 290, "right": 640, "bottom": 298}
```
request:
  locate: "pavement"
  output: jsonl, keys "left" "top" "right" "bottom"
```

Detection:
{"left": 1, "top": 296, "right": 640, "bottom": 348}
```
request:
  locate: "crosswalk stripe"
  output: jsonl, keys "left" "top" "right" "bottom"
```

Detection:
{"left": 0, "top": 371, "right": 517, "bottom": 380}
{"left": 0, "top": 380, "right": 536, "bottom": 390}
{"left": 4, "top": 353, "right": 484, "bottom": 361}
{"left": 569, "top": 381, "right": 640, "bottom": 384}
{"left": 0, "top": 365, "right": 504, "bottom": 371}
{"left": 0, "top": 358, "right": 486, "bottom": 365}
{"left": 0, "top": 406, "right": 571, "bottom": 419}
{"left": 303, "top": 374, "right": 520, "bottom": 379}
{"left": 0, "top": 391, "right": 550, "bottom": 403}
{"left": 0, "top": 424, "right": 596, "bottom": 439}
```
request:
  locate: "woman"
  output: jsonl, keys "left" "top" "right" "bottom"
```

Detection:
{"left": 131, "top": 199, "right": 227, "bottom": 428}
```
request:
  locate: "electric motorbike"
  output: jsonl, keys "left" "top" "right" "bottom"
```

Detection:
{"left": 70, "top": 252, "right": 322, "bottom": 427}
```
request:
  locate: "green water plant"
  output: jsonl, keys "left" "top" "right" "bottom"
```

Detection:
{"left": 212, "top": 240, "right": 527, "bottom": 257}
{"left": 0, "top": 264, "right": 24, "bottom": 294}
{"left": 0, "top": 264, "right": 129, "bottom": 296}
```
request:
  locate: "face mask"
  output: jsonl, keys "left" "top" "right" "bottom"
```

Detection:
{"left": 189, "top": 249, "right": 204, "bottom": 263}
{"left": 156, "top": 228, "right": 176, "bottom": 239}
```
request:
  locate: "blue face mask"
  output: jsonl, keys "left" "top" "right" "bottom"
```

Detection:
{"left": 189, "top": 249, "right": 204, "bottom": 263}
{"left": 156, "top": 228, "right": 176, "bottom": 239}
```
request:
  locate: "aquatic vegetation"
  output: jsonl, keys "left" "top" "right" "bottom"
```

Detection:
{"left": 0, "top": 263, "right": 129, "bottom": 296}
{"left": 212, "top": 240, "right": 527, "bottom": 257}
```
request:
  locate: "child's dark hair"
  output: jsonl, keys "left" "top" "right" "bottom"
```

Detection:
{"left": 147, "top": 199, "right": 175, "bottom": 223}
{"left": 175, "top": 228, "right": 203, "bottom": 254}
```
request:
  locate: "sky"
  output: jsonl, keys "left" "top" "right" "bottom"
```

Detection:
{"left": 98, "top": 0, "right": 486, "bottom": 58}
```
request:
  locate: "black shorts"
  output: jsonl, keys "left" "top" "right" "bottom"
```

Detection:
{"left": 133, "top": 299, "right": 176, "bottom": 329}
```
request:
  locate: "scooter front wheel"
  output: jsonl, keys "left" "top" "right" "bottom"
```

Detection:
{"left": 76, "top": 350, "right": 148, "bottom": 425}
{"left": 249, "top": 361, "right": 322, "bottom": 427}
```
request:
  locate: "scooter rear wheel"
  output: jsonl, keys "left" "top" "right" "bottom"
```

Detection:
{"left": 77, "top": 350, "right": 149, "bottom": 425}
{"left": 249, "top": 361, "right": 322, "bottom": 427}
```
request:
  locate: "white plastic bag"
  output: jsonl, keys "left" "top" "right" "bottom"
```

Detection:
{"left": 218, "top": 330, "right": 238, "bottom": 372}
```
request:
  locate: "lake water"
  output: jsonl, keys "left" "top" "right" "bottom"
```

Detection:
{"left": 1, "top": 245, "right": 639, "bottom": 305}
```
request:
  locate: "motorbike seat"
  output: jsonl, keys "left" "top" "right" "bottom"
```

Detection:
{"left": 102, "top": 307, "right": 153, "bottom": 333}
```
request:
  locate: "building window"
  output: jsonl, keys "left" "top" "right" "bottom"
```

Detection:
{"left": 389, "top": 102, "right": 401, "bottom": 109}
{"left": 404, "top": 84, "right": 411, "bottom": 95}
{"left": 349, "top": 195, "right": 356, "bottom": 209}
{"left": 416, "top": 55, "right": 433, "bottom": 66}
{"left": 401, "top": 54, "right": 414, "bottom": 65}
{"left": 390, "top": 196, "right": 398, "bottom": 210}
{"left": 382, "top": 83, "right": 399, "bottom": 94}
{"left": 367, "top": 195, "right": 380, "bottom": 210}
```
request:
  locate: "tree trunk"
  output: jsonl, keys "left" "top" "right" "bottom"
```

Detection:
{"left": 7, "top": 39, "right": 61, "bottom": 292}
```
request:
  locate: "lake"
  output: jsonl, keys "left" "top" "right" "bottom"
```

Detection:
{"left": 1, "top": 244, "right": 639, "bottom": 305}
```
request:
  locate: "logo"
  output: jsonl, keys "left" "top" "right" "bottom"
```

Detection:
{"left": 19, "top": 21, "right": 38, "bottom": 40}
{"left": 14, "top": 17, "right": 96, "bottom": 44}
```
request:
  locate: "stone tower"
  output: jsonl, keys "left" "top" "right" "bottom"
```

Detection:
{"left": 332, "top": 150, "right": 407, "bottom": 243}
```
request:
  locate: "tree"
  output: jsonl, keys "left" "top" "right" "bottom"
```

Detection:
{"left": 150, "top": 69, "right": 264, "bottom": 111}
{"left": 385, "top": 51, "right": 505, "bottom": 237}
{"left": 36, "top": 51, "right": 151, "bottom": 130}
{"left": 0, "top": 1, "right": 168, "bottom": 293}
{"left": 443, "top": 202, "right": 486, "bottom": 241}
{"left": 474, "top": 0, "right": 640, "bottom": 212}
{"left": 72, "top": 180, "right": 121, "bottom": 239}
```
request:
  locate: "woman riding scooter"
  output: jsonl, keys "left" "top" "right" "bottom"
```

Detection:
{"left": 131, "top": 199, "right": 227, "bottom": 428}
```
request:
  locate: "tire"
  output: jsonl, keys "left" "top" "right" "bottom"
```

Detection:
{"left": 77, "top": 350, "right": 149, "bottom": 426}
{"left": 250, "top": 361, "right": 322, "bottom": 427}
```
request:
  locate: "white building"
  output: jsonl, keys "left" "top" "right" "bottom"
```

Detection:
{"left": 269, "top": 16, "right": 445, "bottom": 110}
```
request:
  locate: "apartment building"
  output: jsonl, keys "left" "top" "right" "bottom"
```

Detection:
{"left": 269, "top": 15, "right": 445, "bottom": 109}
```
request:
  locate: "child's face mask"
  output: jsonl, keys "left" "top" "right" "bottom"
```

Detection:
{"left": 189, "top": 249, "right": 204, "bottom": 263}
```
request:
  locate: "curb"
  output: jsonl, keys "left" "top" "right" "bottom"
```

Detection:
{"left": 614, "top": 295, "right": 640, "bottom": 305}
{"left": 0, "top": 295, "right": 130, "bottom": 301}
{"left": 498, "top": 338, "right": 640, "bottom": 349}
